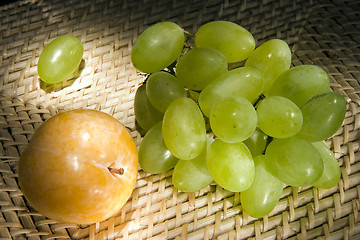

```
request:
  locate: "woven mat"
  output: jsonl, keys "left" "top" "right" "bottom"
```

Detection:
{"left": 1, "top": 0, "right": 360, "bottom": 239}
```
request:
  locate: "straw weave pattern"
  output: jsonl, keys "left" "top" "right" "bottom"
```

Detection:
{"left": 0, "top": 0, "right": 360, "bottom": 239}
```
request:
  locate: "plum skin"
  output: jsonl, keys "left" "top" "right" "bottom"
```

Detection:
{"left": 18, "top": 109, "right": 138, "bottom": 224}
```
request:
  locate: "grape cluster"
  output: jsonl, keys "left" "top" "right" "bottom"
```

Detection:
{"left": 132, "top": 21, "right": 346, "bottom": 218}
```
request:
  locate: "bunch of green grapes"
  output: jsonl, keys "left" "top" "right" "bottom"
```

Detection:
{"left": 132, "top": 21, "right": 346, "bottom": 219}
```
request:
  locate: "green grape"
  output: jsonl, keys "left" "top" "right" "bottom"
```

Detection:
{"left": 241, "top": 155, "right": 284, "bottom": 218}
{"left": 194, "top": 20, "right": 255, "bottom": 63}
{"left": 131, "top": 22, "right": 185, "bottom": 73}
{"left": 245, "top": 39, "right": 291, "bottom": 95}
{"left": 199, "top": 67, "right": 263, "bottom": 117}
{"left": 265, "top": 137, "right": 323, "bottom": 187}
{"left": 146, "top": 71, "right": 186, "bottom": 113}
{"left": 175, "top": 47, "right": 228, "bottom": 90}
{"left": 134, "top": 84, "right": 164, "bottom": 132}
{"left": 311, "top": 142, "right": 341, "bottom": 189}
{"left": 244, "top": 128, "right": 268, "bottom": 157}
{"left": 37, "top": 35, "right": 83, "bottom": 84}
{"left": 269, "top": 65, "right": 330, "bottom": 107}
{"left": 162, "top": 97, "right": 206, "bottom": 160}
{"left": 297, "top": 92, "right": 346, "bottom": 142}
{"left": 206, "top": 139, "right": 255, "bottom": 192}
{"left": 138, "top": 122, "right": 178, "bottom": 174}
{"left": 256, "top": 96, "right": 303, "bottom": 138}
{"left": 210, "top": 97, "right": 257, "bottom": 143}
{"left": 172, "top": 138, "right": 214, "bottom": 192}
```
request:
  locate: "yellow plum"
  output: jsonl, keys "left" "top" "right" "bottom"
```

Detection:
{"left": 18, "top": 109, "right": 138, "bottom": 224}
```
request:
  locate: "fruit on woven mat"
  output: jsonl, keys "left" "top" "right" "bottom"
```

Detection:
{"left": 195, "top": 20, "right": 255, "bottom": 63}
{"left": 131, "top": 21, "right": 185, "bottom": 73}
{"left": 18, "top": 109, "right": 138, "bottom": 224}
{"left": 256, "top": 96, "right": 303, "bottom": 139}
{"left": 38, "top": 35, "right": 83, "bottom": 84}
{"left": 172, "top": 137, "right": 214, "bottom": 192}
{"left": 240, "top": 155, "right": 283, "bottom": 218}
{"left": 176, "top": 47, "right": 228, "bottom": 90}
{"left": 131, "top": 20, "right": 346, "bottom": 218}
{"left": 162, "top": 97, "right": 206, "bottom": 160}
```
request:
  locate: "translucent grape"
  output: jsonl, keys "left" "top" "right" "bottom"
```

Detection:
{"left": 265, "top": 137, "right": 323, "bottom": 187}
{"left": 175, "top": 47, "right": 228, "bottom": 90}
{"left": 146, "top": 71, "right": 186, "bottom": 113}
{"left": 244, "top": 128, "right": 268, "bottom": 157}
{"left": 138, "top": 122, "right": 178, "bottom": 174}
{"left": 199, "top": 67, "right": 263, "bottom": 117}
{"left": 210, "top": 97, "right": 257, "bottom": 143}
{"left": 195, "top": 20, "right": 255, "bottom": 63}
{"left": 312, "top": 142, "right": 341, "bottom": 189}
{"left": 245, "top": 39, "right": 291, "bottom": 95}
{"left": 162, "top": 97, "right": 206, "bottom": 160}
{"left": 297, "top": 92, "right": 346, "bottom": 142}
{"left": 269, "top": 65, "right": 330, "bottom": 107}
{"left": 131, "top": 22, "right": 185, "bottom": 73}
{"left": 241, "top": 155, "right": 284, "bottom": 218}
{"left": 256, "top": 96, "right": 303, "bottom": 138}
{"left": 206, "top": 139, "right": 255, "bottom": 192}
{"left": 172, "top": 138, "right": 214, "bottom": 192}
{"left": 38, "top": 35, "right": 83, "bottom": 84}
{"left": 134, "top": 84, "right": 163, "bottom": 132}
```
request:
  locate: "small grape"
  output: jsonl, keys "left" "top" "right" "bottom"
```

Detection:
{"left": 175, "top": 47, "right": 228, "bottom": 90}
{"left": 210, "top": 97, "right": 257, "bottom": 143}
{"left": 312, "top": 142, "right": 341, "bottom": 189}
{"left": 269, "top": 65, "right": 330, "bottom": 107}
{"left": 199, "top": 66, "right": 263, "bottom": 117}
{"left": 139, "top": 122, "right": 178, "bottom": 174}
{"left": 38, "top": 35, "right": 83, "bottom": 84}
{"left": 241, "top": 155, "right": 284, "bottom": 218}
{"left": 206, "top": 139, "right": 255, "bottom": 192}
{"left": 134, "top": 84, "right": 163, "bottom": 132}
{"left": 265, "top": 137, "right": 324, "bottom": 187}
{"left": 146, "top": 71, "right": 186, "bottom": 113}
{"left": 172, "top": 138, "right": 214, "bottom": 192}
{"left": 256, "top": 96, "right": 303, "bottom": 138}
{"left": 162, "top": 97, "right": 206, "bottom": 160}
{"left": 297, "top": 92, "right": 346, "bottom": 142}
{"left": 244, "top": 128, "right": 269, "bottom": 157}
{"left": 245, "top": 39, "right": 291, "bottom": 95}
{"left": 195, "top": 20, "right": 255, "bottom": 63}
{"left": 131, "top": 22, "right": 185, "bottom": 73}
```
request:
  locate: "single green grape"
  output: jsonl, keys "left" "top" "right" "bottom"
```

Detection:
{"left": 162, "top": 97, "right": 206, "bottom": 160}
{"left": 245, "top": 39, "right": 291, "bottom": 95}
{"left": 311, "top": 142, "right": 341, "bottom": 189}
{"left": 138, "top": 122, "right": 178, "bottom": 174}
{"left": 206, "top": 139, "right": 255, "bottom": 192}
{"left": 146, "top": 71, "right": 186, "bottom": 113}
{"left": 195, "top": 20, "right": 255, "bottom": 63}
{"left": 131, "top": 22, "right": 185, "bottom": 73}
{"left": 175, "top": 47, "right": 228, "bottom": 90}
{"left": 256, "top": 96, "right": 303, "bottom": 138}
{"left": 199, "top": 66, "right": 263, "bottom": 117}
{"left": 37, "top": 35, "right": 83, "bottom": 84}
{"left": 210, "top": 97, "right": 257, "bottom": 143}
{"left": 134, "top": 84, "right": 164, "bottom": 132}
{"left": 241, "top": 155, "right": 284, "bottom": 218}
{"left": 244, "top": 128, "right": 268, "bottom": 157}
{"left": 269, "top": 65, "right": 330, "bottom": 107}
{"left": 265, "top": 137, "right": 323, "bottom": 187}
{"left": 297, "top": 92, "right": 346, "bottom": 142}
{"left": 172, "top": 138, "right": 214, "bottom": 192}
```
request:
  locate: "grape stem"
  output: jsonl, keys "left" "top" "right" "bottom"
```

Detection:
{"left": 262, "top": 136, "right": 273, "bottom": 155}
{"left": 253, "top": 94, "right": 265, "bottom": 109}
{"left": 108, "top": 167, "right": 125, "bottom": 175}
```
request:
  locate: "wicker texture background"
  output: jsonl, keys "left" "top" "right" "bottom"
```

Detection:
{"left": 0, "top": 0, "right": 360, "bottom": 239}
